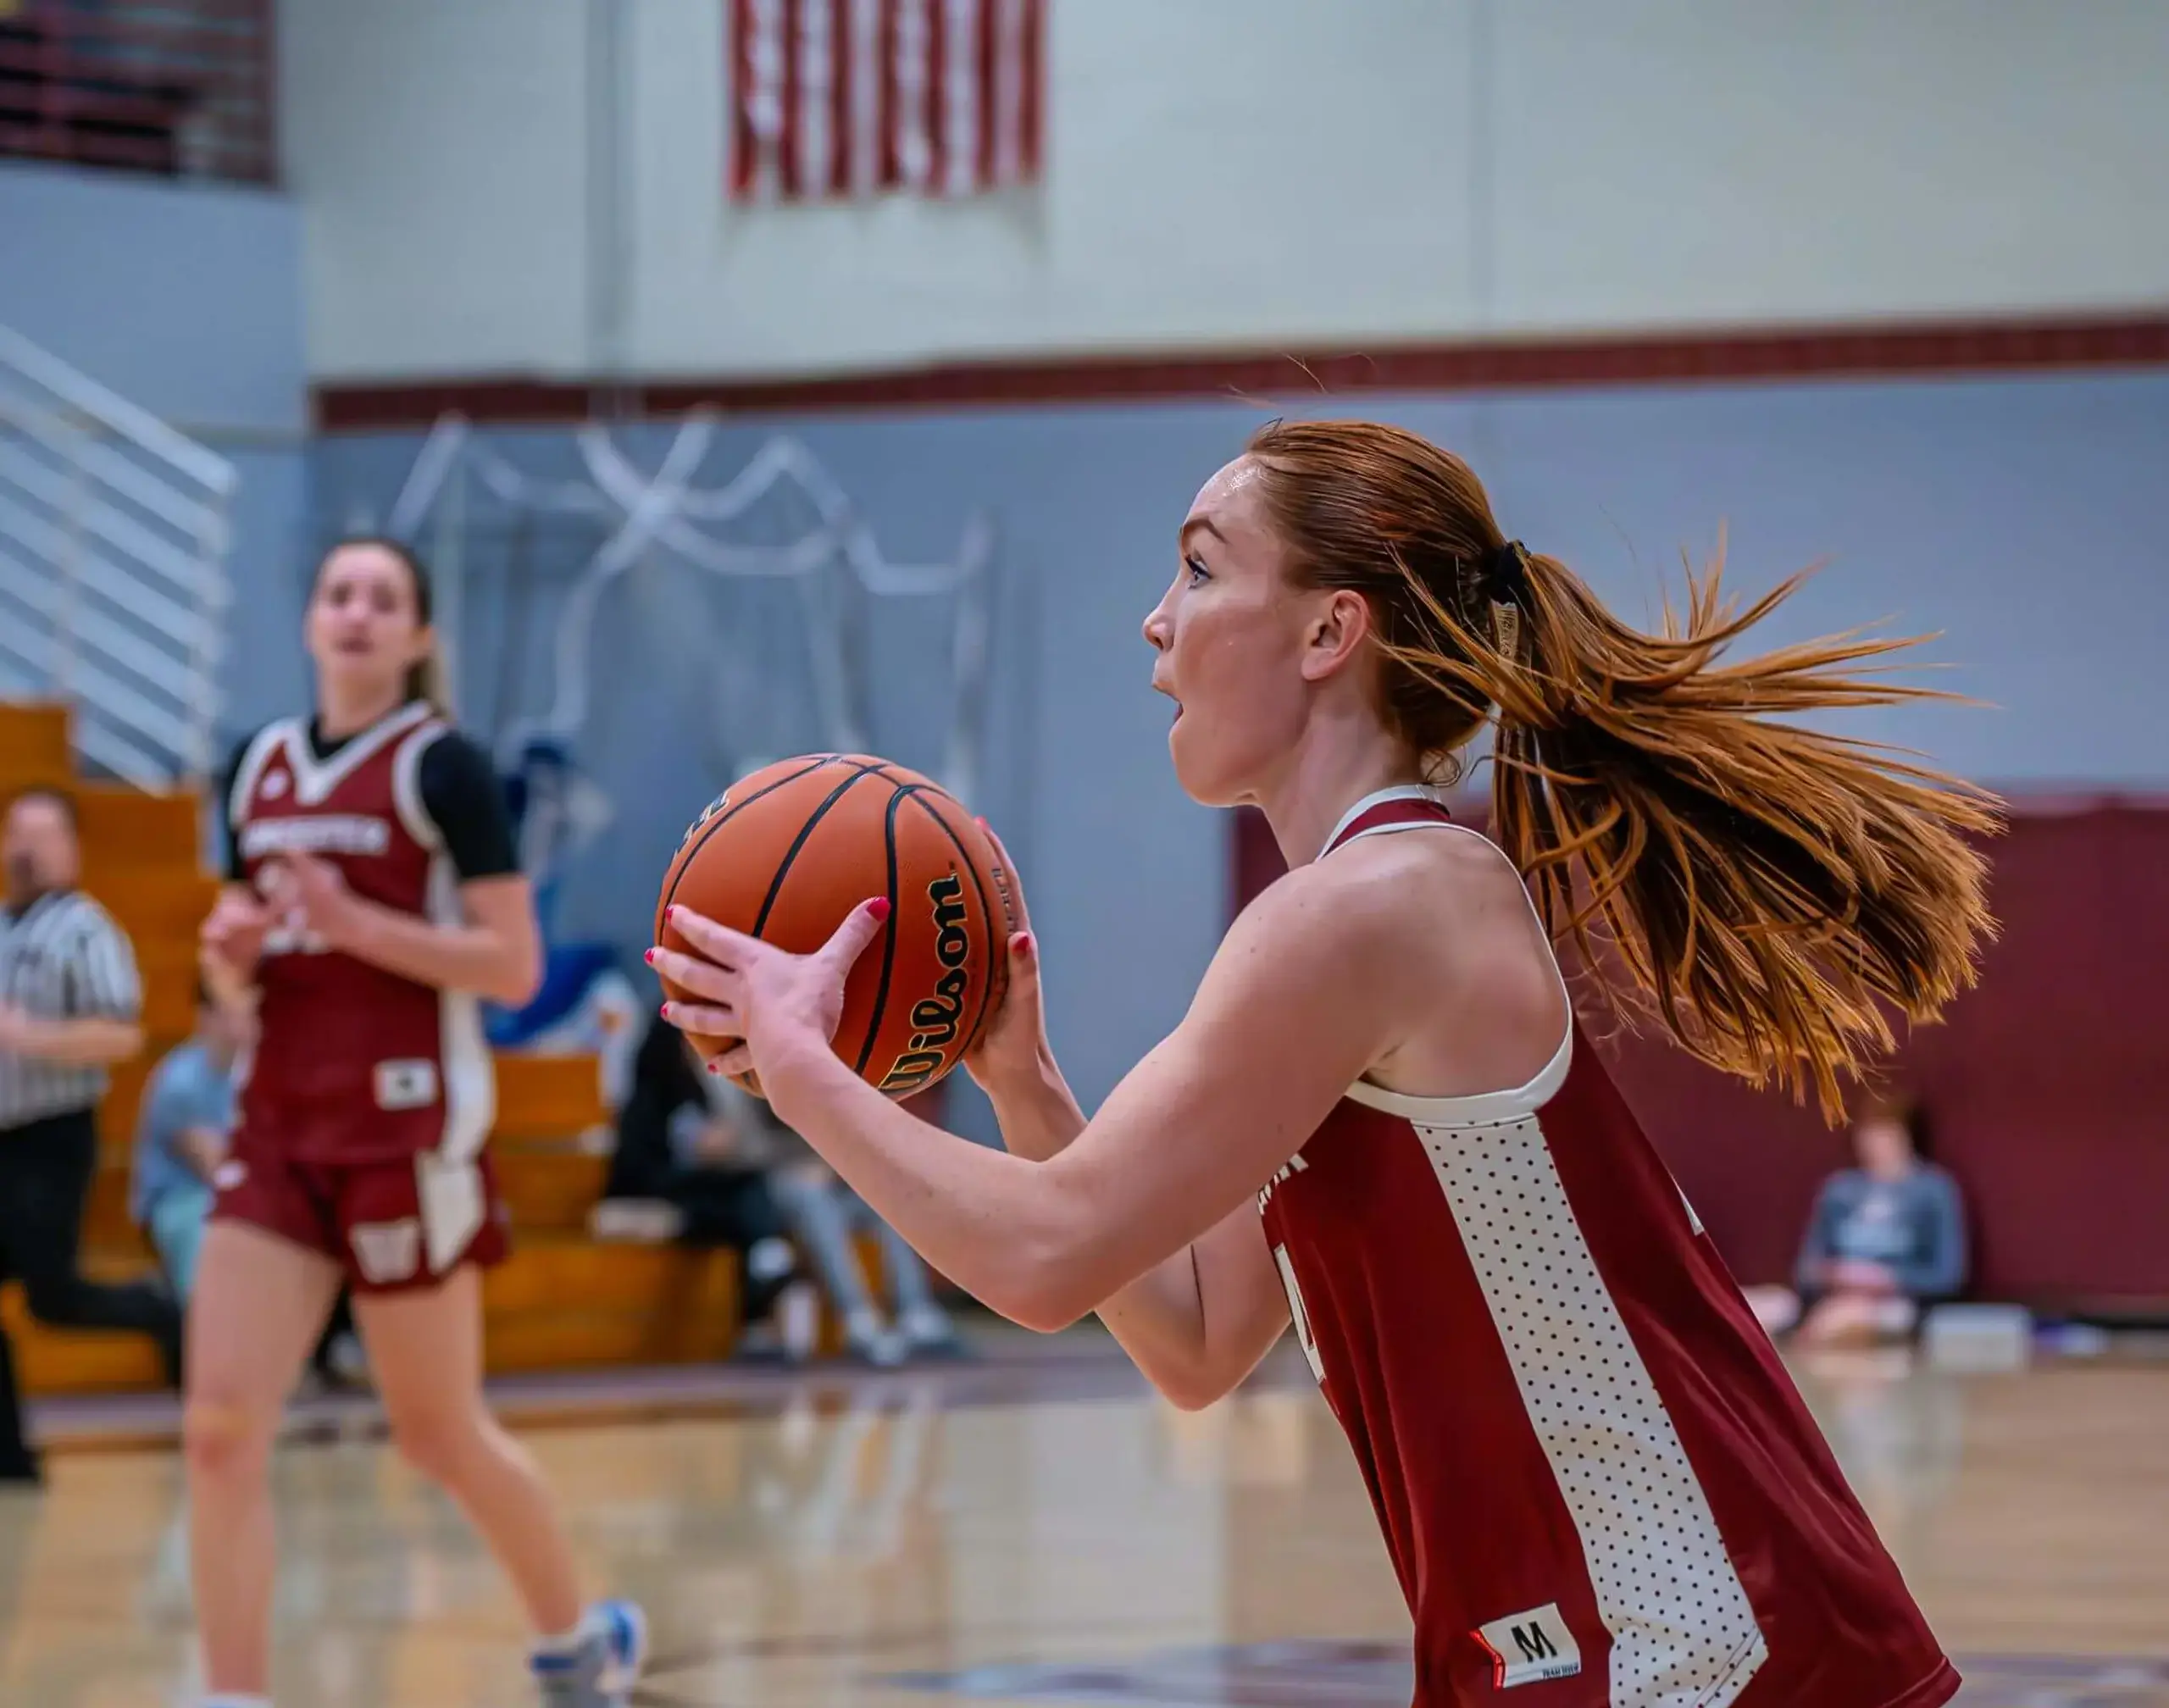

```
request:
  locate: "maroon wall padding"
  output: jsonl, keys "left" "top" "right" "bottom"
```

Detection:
{"left": 1229, "top": 799, "right": 2169, "bottom": 1309}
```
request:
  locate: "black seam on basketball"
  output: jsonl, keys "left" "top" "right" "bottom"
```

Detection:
{"left": 747, "top": 766, "right": 879, "bottom": 939}
{"left": 656, "top": 754, "right": 843, "bottom": 933}
{"left": 899, "top": 787, "right": 1005, "bottom": 1058}
{"left": 853, "top": 785, "right": 909, "bottom": 1076}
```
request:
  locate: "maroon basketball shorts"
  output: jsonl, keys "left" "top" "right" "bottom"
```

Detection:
{"left": 209, "top": 1124, "right": 510, "bottom": 1293}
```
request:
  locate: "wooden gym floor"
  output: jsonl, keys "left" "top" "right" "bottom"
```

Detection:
{"left": 2, "top": 1328, "right": 2166, "bottom": 1707}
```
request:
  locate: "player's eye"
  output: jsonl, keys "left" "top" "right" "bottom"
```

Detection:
{"left": 1184, "top": 554, "right": 1210, "bottom": 585}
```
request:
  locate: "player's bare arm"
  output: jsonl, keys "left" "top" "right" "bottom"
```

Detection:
{"left": 959, "top": 827, "right": 1295, "bottom": 1407}
{"left": 655, "top": 836, "right": 1506, "bottom": 1335}
{"left": 275, "top": 856, "right": 542, "bottom": 1007}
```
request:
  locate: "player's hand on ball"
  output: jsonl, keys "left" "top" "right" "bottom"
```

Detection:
{"left": 963, "top": 820, "right": 1049, "bottom": 1095}
{"left": 652, "top": 898, "right": 891, "bottom": 1082}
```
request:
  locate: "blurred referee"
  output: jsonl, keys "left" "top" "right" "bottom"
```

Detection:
{"left": 0, "top": 787, "right": 183, "bottom": 1484}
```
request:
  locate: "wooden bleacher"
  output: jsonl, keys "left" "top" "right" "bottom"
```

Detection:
{"left": 1, "top": 700, "right": 746, "bottom": 1397}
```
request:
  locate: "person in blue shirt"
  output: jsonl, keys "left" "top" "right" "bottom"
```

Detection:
{"left": 130, "top": 970, "right": 249, "bottom": 1297}
{"left": 1783, "top": 1098, "right": 1968, "bottom": 1347}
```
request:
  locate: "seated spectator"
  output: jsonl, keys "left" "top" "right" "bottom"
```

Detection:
{"left": 596, "top": 1010, "right": 817, "bottom": 1361}
{"left": 130, "top": 973, "right": 248, "bottom": 1298}
{"left": 754, "top": 1083, "right": 970, "bottom": 1369}
{"left": 1756, "top": 1098, "right": 1967, "bottom": 1347}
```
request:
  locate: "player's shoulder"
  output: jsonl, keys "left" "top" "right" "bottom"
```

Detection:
{"left": 1250, "top": 819, "right": 1523, "bottom": 938}
{"left": 411, "top": 722, "right": 498, "bottom": 786}
{"left": 226, "top": 716, "right": 316, "bottom": 788}
{"left": 409, "top": 718, "right": 487, "bottom": 759}
{"left": 227, "top": 717, "right": 299, "bottom": 773}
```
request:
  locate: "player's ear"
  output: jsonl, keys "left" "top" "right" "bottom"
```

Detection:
{"left": 1299, "top": 588, "right": 1373, "bottom": 684}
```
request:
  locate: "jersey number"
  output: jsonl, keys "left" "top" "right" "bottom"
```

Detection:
{"left": 1273, "top": 1244, "right": 1327, "bottom": 1384}
{"left": 262, "top": 907, "right": 330, "bottom": 957}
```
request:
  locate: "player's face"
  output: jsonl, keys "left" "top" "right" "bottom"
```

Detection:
{"left": 1144, "top": 457, "right": 1337, "bottom": 807}
{"left": 306, "top": 543, "right": 432, "bottom": 699}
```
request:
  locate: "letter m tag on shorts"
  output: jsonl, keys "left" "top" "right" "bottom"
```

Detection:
{"left": 1473, "top": 1602, "right": 1581, "bottom": 1689}
{"left": 374, "top": 1059, "right": 440, "bottom": 1112}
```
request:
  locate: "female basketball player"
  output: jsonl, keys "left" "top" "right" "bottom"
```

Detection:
{"left": 653, "top": 421, "right": 1992, "bottom": 1707}
{"left": 192, "top": 539, "right": 644, "bottom": 1708}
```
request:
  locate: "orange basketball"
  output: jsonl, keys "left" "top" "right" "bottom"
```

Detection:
{"left": 653, "top": 755, "right": 1016, "bottom": 1098}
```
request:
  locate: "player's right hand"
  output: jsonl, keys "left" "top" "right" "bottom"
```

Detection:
{"left": 964, "top": 820, "right": 1053, "bottom": 1096}
{"left": 202, "top": 887, "right": 271, "bottom": 977}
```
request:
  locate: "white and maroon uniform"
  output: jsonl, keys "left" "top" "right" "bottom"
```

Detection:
{"left": 214, "top": 702, "right": 508, "bottom": 1291}
{"left": 1257, "top": 787, "right": 1957, "bottom": 1708}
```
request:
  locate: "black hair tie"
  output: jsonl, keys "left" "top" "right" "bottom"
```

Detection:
{"left": 1489, "top": 540, "right": 1531, "bottom": 606}
{"left": 1484, "top": 541, "right": 1531, "bottom": 663}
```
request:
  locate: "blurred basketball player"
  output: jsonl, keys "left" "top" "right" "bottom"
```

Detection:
{"left": 193, "top": 539, "right": 644, "bottom": 1708}
{"left": 652, "top": 421, "right": 1992, "bottom": 1706}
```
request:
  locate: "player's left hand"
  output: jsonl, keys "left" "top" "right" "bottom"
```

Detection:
{"left": 649, "top": 900, "right": 890, "bottom": 1083}
{"left": 272, "top": 853, "right": 365, "bottom": 951}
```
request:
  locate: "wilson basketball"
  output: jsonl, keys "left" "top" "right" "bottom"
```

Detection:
{"left": 653, "top": 755, "right": 1016, "bottom": 1098}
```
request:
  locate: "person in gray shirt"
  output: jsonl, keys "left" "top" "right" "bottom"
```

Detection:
{"left": 1780, "top": 1098, "right": 1967, "bottom": 1347}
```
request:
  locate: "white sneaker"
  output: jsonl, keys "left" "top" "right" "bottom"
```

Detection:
{"left": 530, "top": 1600, "right": 647, "bottom": 1707}
{"left": 842, "top": 1307, "right": 905, "bottom": 1367}
{"left": 899, "top": 1303, "right": 969, "bottom": 1358}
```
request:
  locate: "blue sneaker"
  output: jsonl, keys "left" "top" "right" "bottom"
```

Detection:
{"left": 531, "top": 1600, "right": 648, "bottom": 1707}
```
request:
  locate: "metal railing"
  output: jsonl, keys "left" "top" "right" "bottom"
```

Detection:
{"left": 0, "top": 0, "right": 275, "bottom": 184}
{"left": 0, "top": 320, "right": 234, "bottom": 787}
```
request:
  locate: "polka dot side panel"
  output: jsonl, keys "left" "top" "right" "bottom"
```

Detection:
{"left": 1417, "top": 1114, "right": 1769, "bottom": 1707}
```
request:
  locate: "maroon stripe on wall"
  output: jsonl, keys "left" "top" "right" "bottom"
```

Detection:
{"left": 312, "top": 312, "right": 2169, "bottom": 432}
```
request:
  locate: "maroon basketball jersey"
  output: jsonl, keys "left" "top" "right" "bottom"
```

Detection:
{"left": 228, "top": 702, "right": 495, "bottom": 1166}
{"left": 1256, "top": 788, "right": 1958, "bottom": 1708}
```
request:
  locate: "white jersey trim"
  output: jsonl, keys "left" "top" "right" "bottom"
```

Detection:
{"left": 1417, "top": 1111, "right": 1768, "bottom": 1705}
{"left": 389, "top": 717, "right": 450, "bottom": 853}
{"left": 229, "top": 718, "right": 300, "bottom": 840}
{"left": 426, "top": 848, "right": 495, "bottom": 1167}
{"left": 289, "top": 701, "right": 435, "bottom": 807}
{"left": 1324, "top": 788, "right": 1576, "bottom": 1128}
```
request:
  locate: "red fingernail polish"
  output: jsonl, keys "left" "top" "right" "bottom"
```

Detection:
{"left": 658, "top": 1003, "right": 670, "bottom": 1018}
{"left": 868, "top": 897, "right": 891, "bottom": 921}
{"left": 643, "top": 949, "right": 656, "bottom": 964}
{"left": 1017, "top": 933, "right": 1034, "bottom": 958}
{"left": 664, "top": 906, "right": 677, "bottom": 923}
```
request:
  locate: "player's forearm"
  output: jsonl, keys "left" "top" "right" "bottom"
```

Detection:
{"left": 982, "top": 1056, "right": 1086, "bottom": 1162}
{"left": 341, "top": 899, "right": 541, "bottom": 1006}
{"left": 8, "top": 1014, "right": 142, "bottom": 1065}
{"left": 763, "top": 1038, "right": 1105, "bottom": 1331}
{"left": 982, "top": 1062, "right": 1217, "bottom": 1378}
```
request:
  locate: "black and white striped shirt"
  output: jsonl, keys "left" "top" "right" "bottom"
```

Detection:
{"left": 0, "top": 888, "right": 141, "bottom": 1128}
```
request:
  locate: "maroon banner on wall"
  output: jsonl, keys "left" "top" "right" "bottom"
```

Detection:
{"left": 1230, "top": 798, "right": 2169, "bottom": 1311}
